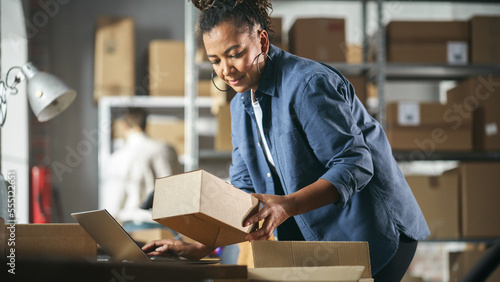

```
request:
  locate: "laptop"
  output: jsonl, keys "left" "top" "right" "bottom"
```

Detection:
{"left": 71, "top": 209, "right": 220, "bottom": 264}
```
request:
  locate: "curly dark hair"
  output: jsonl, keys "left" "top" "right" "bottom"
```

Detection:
{"left": 190, "top": 0, "right": 273, "bottom": 37}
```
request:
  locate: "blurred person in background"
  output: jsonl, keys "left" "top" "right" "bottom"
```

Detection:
{"left": 102, "top": 108, "right": 182, "bottom": 232}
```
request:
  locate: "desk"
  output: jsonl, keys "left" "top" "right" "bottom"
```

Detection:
{"left": 1, "top": 258, "right": 247, "bottom": 282}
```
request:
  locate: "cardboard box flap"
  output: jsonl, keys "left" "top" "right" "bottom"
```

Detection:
{"left": 154, "top": 213, "right": 250, "bottom": 249}
{"left": 247, "top": 266, "right": 365, "bottom": 281}
{"left": 251, "top": 241, "right": 372, "bottom": 278}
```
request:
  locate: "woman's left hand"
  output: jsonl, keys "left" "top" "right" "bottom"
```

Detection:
{"left": 244, "top": 193, "right": 297, "bottom": 241}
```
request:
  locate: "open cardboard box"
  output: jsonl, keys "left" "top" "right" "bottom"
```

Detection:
{"left": 152, "top": 170, "right": 260, "bottom": 249}
{"left": 249, "top": 241, "right": 373, "bottom": 282}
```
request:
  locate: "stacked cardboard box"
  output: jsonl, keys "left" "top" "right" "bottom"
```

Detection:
{"left": 406, "top": 171, "right": 460, "bottom": 239}
{"left": 149, "top": 40, "right": 184, "bottom": 96}
{"left": 458, "top": 162, "right": 500, "bottom": 238}
{"left": 386, "top": 21, "right": 468, "bottom": 64}
{"left": 210, "top": 75, "right": 236, "bottom": 115}
{"left": 446, "top": 76, "right": 500, "bottom": 151}
{"left": 469, "top": 16, "right": 500, "bottom": 64}
{"left": 215, "top": 104, "right": 232, "bottom": 152}
{"left": 346, "top": 76, "right": 367, "bottom": 107}
{"left": 94, "top": 16, "right": 135, "bottom": 101}
{"left": 270, "top": 17, "right": 285, "bottom": 50}
{"left": 407, "top": 162, "right": 500, "bottom": 239}
{"left": 288, "top": 18, "right": 346, "bottom": 62}
{"left": 149, "top": 40, "right": 212, "bottom": 96}
{"left": 386, "top": 102, "right": 473, "bottom": 151}
{"left": 146, "top": 119, "right": 185, "bottom": 155}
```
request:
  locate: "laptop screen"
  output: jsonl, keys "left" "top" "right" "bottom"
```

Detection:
{"left": 71, "top": 209, "right": 152, "bottom": 263}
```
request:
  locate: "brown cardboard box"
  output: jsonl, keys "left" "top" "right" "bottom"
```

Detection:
{"left": 458, "top": 162, "right": 500, "bottom": 238}
{"left": 386, "top": 21, "right": 468, "bottom": 64}
{"left": 386, "top": 102, "right": 473, "bottom": 151}
{"left": 251, "top": 241, "right": 372, "bottom": 281}
{"left": 215, "top": 104, "right": 232, "bottom": 151}
{"left": 199, "top": 79, "right": 212, "bottom": 97}
{"left": 446, "top": 76, "right": 500, "bottom": 151}
{"left": 94, "top": 16, "right": 135, "bottom": 101}
{"left": 149, "top": 40, "right": 211, "bottom": 96}
{"left": 387, "top": 21, "right": 468, "bottom": 42}
{"left": 388, "top": 43, "right": 466, "bottom": 64}
{"left": 288, "top": 18, "right": 346, "bottom": 62}
{"left": 469, "top": 16, "right": 500, "bottom": 64}
{"left": 152, "top": 170, "right": 260, "bottom": 249}
{"left": 149, "top": 40, "right": 184, "bottom": 96}
{"left": 5, "top": 224, "right": 97, "bottom": 260}
{"left": 146, "top": 119, "right": 215, "bottom": 156}
{"left": 346, "top": 44, "right": 363, "bottom": 64}
{"left": 196, "top": 44, "right": 209, "bottom": 63}
{"left": 346, "top": 76, "right": 366, "bottom": 107}
{"left": 146, "top": 119, "right": 185, "bottom": 155}
{"left": 270, "top": 17, "right": 283, "bottom": 47}
{"left": 449, "top": 250, "right": 500, "bottom": 282}
{"left": 406, "top": 171, "right": 460, "bottom": 239}
{"left": 210, "top": 76, "right": 237, "bottom": 115}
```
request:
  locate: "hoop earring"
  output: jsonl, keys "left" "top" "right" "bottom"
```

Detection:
{"left": 211, "top": 70, "right": 229, "bottom": 92}
{"left": 255, "top": 52, "right": 272, "bottom": 75}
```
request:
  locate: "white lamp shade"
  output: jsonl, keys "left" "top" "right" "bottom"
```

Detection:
{"left": 22, "top": 63, "right": 76, "bottom": 122}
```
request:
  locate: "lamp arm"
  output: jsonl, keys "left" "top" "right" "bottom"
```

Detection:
{"left": 0, "top": 66, "right": 24, "bottom": 127}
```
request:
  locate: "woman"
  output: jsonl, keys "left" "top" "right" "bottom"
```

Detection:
{"left": 143, "top": 0, "right": 429, "bottom": 280}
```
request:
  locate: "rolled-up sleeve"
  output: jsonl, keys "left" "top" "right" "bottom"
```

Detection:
{"left": 296, "top": 74, "right": 374, "bottom": 207}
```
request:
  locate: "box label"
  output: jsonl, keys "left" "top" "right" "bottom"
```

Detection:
{"left": 485, "top": 122, "right": 498, "bottom": 136}
{"left": 398, "top": 102, "right": 420, "bottom": 126}
{"left": 447, "top": 41, "right": 468, "bottom": 65}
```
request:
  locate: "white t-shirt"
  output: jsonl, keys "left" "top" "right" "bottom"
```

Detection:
{"left": 251, "top": 90, "right": 275, "bottom": 167}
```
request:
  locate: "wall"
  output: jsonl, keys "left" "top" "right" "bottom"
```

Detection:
{"left": 1, "top": 0, "right": 29, "bottom": 223}
{"left": 45, "top": 0, "right": 184, "bottom": 223}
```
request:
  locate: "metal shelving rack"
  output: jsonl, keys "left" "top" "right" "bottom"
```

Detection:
{"left": 183, "top": 0, "right": 500, "bottom": 171}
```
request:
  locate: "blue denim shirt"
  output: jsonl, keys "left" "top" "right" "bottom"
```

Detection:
{"left": 229, "top": 45, "right": 429, "bottom": 274}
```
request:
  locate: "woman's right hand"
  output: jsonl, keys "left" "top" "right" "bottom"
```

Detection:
{"left": 141, "top": 239, "right": 213, "bottom": 260}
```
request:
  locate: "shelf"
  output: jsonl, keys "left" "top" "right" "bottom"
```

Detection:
{"left": 199, "top": 61, "right": 373, "bottom": 78}
{"left": 99, "top": 95, "right": 213, "bottom": 108}
{"left": 200, "top": 61, "right": 500, "bottom": 81}
{"left": 422, "top": 238, "right": 500, "bottom": 243}
{"left": 199, "top": 150, "right": 232, "bottom": 159}
{"left": 383, "top": 64, "right": 500, "bottom": 81}
{"left": 393, "top": 151, "right": 500, "bottom": 162}
{"left": 326, "top": 63, "right": 373, "bottom": 77}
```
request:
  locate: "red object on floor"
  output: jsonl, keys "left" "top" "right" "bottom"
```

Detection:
{"left": 30, "top": 166, "right": 52, "bottom": 223}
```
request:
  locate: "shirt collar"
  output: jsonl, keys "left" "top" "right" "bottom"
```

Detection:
{"left": 240, "top": 44, "right": 281, "bottom": 107}
{"left": 257, "top": 44, "right": 280, "bottom": 97}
